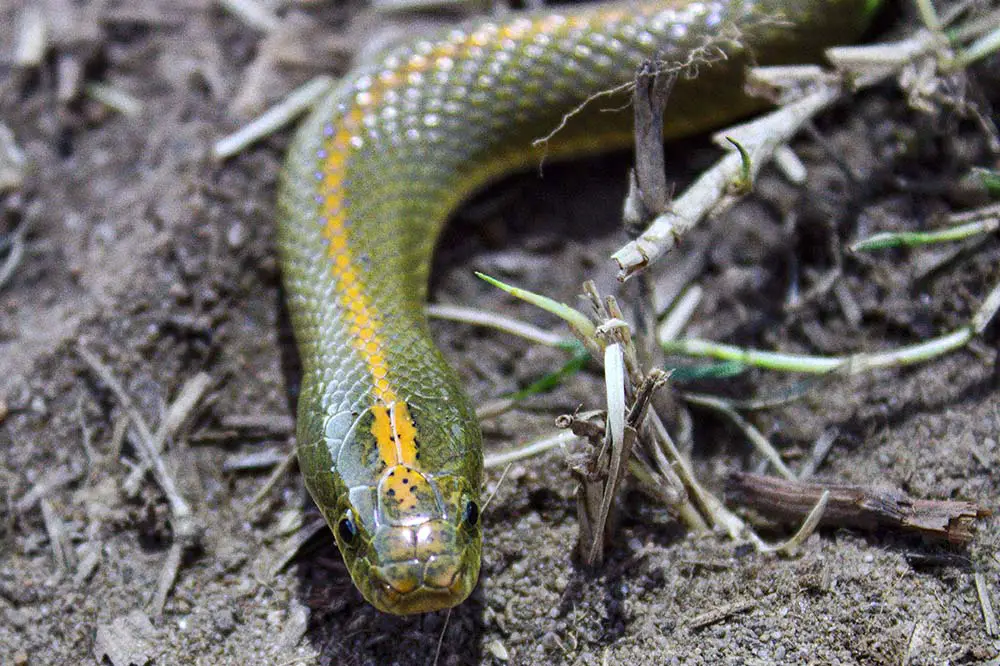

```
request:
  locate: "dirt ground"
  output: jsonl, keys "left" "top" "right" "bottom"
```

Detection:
{"left": 1, "top": 0, "right": 998, "bottom": 664}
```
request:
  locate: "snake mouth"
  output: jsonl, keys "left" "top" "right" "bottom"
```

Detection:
{"left": 368, "top": 556, "right": 473, "bottom": 614}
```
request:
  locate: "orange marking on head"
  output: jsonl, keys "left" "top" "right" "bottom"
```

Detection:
{"left": 379, "top": 463, "right": 429, "bottom": 517}
{"left": 370, "top": 401, "right": 419, "bottom": 468}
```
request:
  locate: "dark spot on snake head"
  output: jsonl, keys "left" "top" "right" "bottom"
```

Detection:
{"left": 388, "top": 488, "right": 396, "bottom": 497}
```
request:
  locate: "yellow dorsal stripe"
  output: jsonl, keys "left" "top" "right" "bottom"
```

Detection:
{"left": 321, "top": 107, "right": 395, "bottom": 404}
{"left": 370, "top": 402, "right": 419, "bottom": 468}
{"left": 318, "top": 16, "right": 565, "bottom": 406}
{"left": 390, "top": 401, "right": 418, "bottom": 463}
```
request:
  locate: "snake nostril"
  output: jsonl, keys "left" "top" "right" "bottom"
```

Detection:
{"left": 372, "top": 563, "right": 422, "bottom": 595}
{"left": 423, "top": 557, "right": 462, "bottom": 590}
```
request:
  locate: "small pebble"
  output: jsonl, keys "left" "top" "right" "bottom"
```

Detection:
{"left": 485, "top": 639, "right": 509, "bottom": 661}
{"left": 213, "top": 608, "right": 236, "bottom": 635}
{"left": 5, "top": 607, "right": 29, "bottom": 629}
{"left": 540, "top": 631, "right": 560, "bottom": 651}
{"left": 227, "top": 221, "right": 245, "bottom": 248}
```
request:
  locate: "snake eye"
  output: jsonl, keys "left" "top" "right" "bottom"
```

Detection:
{"left": 338, "top": 515, "right": 358, "bottom": 544}
{"left": 461, "top": 500, "right": 479, "bottom": 528}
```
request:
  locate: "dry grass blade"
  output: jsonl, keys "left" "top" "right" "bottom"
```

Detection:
{"left": 756, "top": 490, "right": 830, "bottom": 556}
{"left": 40, "top": 498, "right": 72, "bottom": 574}
{"left": 217, "top": 0, "right": 279, "bottom": 32}
{"left": 264, "top": 518, "right": 327, "bottom": 581}
{"left": 576, "top": 344, "right": 630, "bottom": 566}
{"left": 427, "top": 303, "right": 566, "bottom": 347}
{"left": 0, "top": 123, "right": 27, "bottom": 194}
{"left": 15, "top": 6, "right": 47, "bottom": 67}
{"left": 483, "top": 431, "right": 577, "bottom": 469}
{"left": 77, "top": 344, "right": 210, "bottom": 614}
{"left": 123, "top": 371, "right": 212, "bottom": 496}
{"left": 14, "top": 464, "right": 82, "bottom": 515}
{"left": 248, "top": 445, "right": 298, "bottom": 509}
{"left": 213, "top": 76, "right": 334, "bottom": 159}
{"left": 681, "top": 392, "right": 795, "bottom": 480}
{"left": 975, "top": 571, "right": 999, "bottom": 637}
{"left": 686, "top": 598, "right": 759, "bottom": 630}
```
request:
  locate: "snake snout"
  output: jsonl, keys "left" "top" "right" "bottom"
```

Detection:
{"left": 372, "top": 554, "right": 464, "bottom": 593}
{"left": 366, "top": 519, "right": 475, "bottom": 614}
{"left": 369, "top": 554, "right": 470, "bottom": 614}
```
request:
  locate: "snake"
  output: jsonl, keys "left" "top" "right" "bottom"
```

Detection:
{"left": 275, "top": 0, "right": 882, "bottom": 615}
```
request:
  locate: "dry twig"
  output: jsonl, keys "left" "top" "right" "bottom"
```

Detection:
{"left": 727, "top": 472, "right": 991, "bottom": 545}
{"left": 686, "top": 597, "right": 759, "bottom": 630}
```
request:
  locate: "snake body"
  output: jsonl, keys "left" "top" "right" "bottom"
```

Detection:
{"left": 276, "top": 0, "right": 880, "bottom": 614}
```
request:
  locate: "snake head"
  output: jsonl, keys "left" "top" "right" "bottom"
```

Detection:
{"left": 333, "top": 468, "right": 481, "bottom": 614}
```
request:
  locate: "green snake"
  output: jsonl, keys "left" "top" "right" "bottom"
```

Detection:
{"left": 276, "top": 0, "right": 881, "bottom": 614}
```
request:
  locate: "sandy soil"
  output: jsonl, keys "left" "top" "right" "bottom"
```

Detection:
{"left": 1, "top": 1, "right": 998, "bottom": 664}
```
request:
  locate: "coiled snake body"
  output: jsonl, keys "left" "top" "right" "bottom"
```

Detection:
{"left": 276, "top": 0, "right": 880, "bottom": 614}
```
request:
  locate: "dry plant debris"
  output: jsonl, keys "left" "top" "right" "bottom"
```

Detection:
{"left": 474, "top": 2, "right": 999, "bottom": 564}
{"left": 727, "top": 471, "right": 992, "bottom": 546}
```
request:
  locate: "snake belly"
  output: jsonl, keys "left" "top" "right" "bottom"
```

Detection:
{"left": 276, "top": 0, "right": 880, "bottom": 615}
